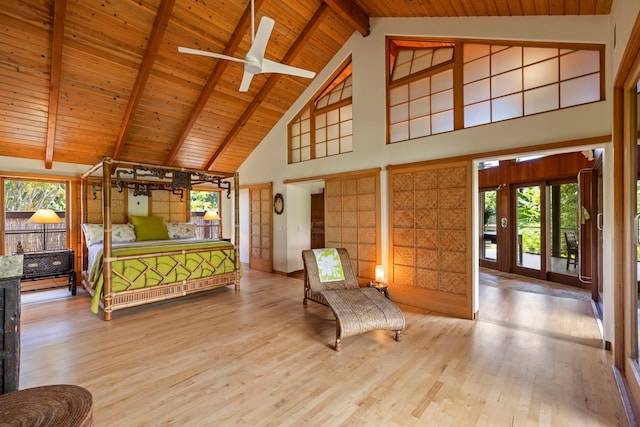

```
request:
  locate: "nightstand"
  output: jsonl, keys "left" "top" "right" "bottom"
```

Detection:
{"left": 21, "top": 249, "right": 76, "bottom": 295}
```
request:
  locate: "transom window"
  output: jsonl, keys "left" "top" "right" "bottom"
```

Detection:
{"left": 388, "top": 39, "right": 604, "bottom": 144}
{"left": 289, "top": 61, "right": 353, "bottom": 163}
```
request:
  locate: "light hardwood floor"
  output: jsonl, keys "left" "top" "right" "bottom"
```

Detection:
{"left": 18, "top": 267, "right": 626, "bottom": 426}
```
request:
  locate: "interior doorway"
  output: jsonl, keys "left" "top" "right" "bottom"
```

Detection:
{"left": 478, "top": 150, "right": 600, "bottom": 289}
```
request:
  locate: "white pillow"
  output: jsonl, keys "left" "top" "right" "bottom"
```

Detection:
{"left": 82, "top": 224, "right": 103, "bottom": 247}
{"left": 112, "top": 224, "right": 136, "bottom": 243}
{"left": 82, "top": 223, "right": 136, "bottom": 246}
{"left": 166, "top": 222, "right": 197, "bottom": 239}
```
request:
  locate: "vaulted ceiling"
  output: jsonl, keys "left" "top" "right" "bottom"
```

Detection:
{"left": 1, "top": 0, "right": 612, "bottom": 173}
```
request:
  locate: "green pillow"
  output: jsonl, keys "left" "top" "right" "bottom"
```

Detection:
{"left": 130, "top": 216, "right": 170, "bottom": 241}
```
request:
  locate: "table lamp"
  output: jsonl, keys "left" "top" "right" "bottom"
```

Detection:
{"left": 28, "top": 208, "right": 63, "bottom": 251}
{"left": 203, "top": 210, "right": 221, "bottom": 239}
{"left": 375, "top": 265, "right": 385, "bottom": 285}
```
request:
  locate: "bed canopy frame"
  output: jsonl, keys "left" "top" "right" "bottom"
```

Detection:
{"left": 80, "top": 157, "right": 240, "bottom": 320}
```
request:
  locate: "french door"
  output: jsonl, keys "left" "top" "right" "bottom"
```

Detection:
{"left": 513, "top": 184, "right": 545, "bottom": 279}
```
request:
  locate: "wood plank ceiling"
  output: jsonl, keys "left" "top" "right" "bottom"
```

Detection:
{"left": 0, "top": 0, "right": 612, "bottom": 173}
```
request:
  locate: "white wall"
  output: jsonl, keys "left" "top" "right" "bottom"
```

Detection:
{"left": 239, "top": 14, "right": 612, "bottom": 271}
{"left": 237, "top": 14, "right": 621, "bottom": 340}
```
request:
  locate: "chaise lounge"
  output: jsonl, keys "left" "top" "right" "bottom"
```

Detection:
{"left": 302, "top": 248, "right": 405, "bottom": 351}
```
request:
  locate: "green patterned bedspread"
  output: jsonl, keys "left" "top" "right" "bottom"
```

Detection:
{"left": 89, "top": 239, "right": 236, "bottom": 313}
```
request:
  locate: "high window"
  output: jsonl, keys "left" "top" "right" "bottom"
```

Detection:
{"left": 289, "top": 61, "right": 353, "bottom": 163}
{"left": 388, "top": 39, "right": 604, "bottom": 143}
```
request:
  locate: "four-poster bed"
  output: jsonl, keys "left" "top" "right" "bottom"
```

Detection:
{"left": 80, "top": 158, "right": 240, "bottom": 321}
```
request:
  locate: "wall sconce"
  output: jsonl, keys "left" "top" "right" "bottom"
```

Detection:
{"left": 28, "top": 208, "right": 63, "bottom": 251}
{"left": 203, "top": 210, "right": 221, "bottom": 239}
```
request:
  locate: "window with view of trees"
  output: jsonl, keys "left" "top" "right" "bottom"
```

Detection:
{"left": 3, "top": 179, "right": 67, "bottom": 254}
{"left": 388, "top": 38, "right": 604, "bottom": 144}
{"left": 289, "top": 60, "right": 353, "bottom": 163}
{"left": 190, "top": 190, "right": 221, "bottom": 239}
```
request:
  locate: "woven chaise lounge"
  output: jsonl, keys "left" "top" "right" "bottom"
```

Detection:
{"left": 302, "top": 248, "right": 405, "bottom": 351}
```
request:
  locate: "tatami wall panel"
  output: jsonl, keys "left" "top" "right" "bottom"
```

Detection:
{"left": 325, "top": 171, "right": 380, "bottom": 280}
{"left": 389, "top": 161, "right": 473, "bottom": 319}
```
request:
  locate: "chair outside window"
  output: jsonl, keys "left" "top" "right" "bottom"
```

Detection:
{"left": 565, "top": 231, "right": 578, "bottom": 269}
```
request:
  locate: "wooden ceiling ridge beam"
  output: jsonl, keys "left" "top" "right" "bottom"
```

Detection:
{"left": 44, "top": 0, "right": 67, "bottom": 169}
{"left": 112, "top": 0, "right": 176, "bottom": 160}
{"left": 323, "top": 0, "right": 369, "bottom": 36}
{"left": 164, "top": 0, "right": 268, "bottom": 166}
{"left": 205, "top": 3, "right": 331, "bottom": 170}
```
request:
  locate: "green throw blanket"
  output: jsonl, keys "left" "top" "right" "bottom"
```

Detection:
{"left": 312, "top": 248, "right": 345, "bottom": 282}
{"left": 89, "top": 239, "right": 236, "bottom": 313}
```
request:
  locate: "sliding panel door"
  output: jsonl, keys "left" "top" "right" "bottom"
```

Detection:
{"left": 324, "top": 171, "right": 380, "bottom": 280}
{"left": 389, "top": 160, "right": 473, "bottom": 319}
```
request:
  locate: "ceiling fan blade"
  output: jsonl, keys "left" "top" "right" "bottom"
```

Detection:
{"left": 239, "top": 70, "right": 254, "bottom": 92}
{"left": 178, "top": 47, "right": 247, "bottom": 64}
{"left": 261, "top": 59, "right": 316, "bottom": 79}
{"left": 246, "top": 16, "right": 275, "bottom": 62}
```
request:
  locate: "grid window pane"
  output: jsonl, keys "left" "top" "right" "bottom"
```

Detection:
{"left": 524, "top": 84, "right": 559, "bottom": 115}
{"left": 464, "top": 79, "right": 490, "bottom": 105}
{"left": 464, "top": 44, "right": 490, "bottom": 63}
{"left": 340, "top": 119, "right": 353, "bottom": 136}
{"left": 432, "top": 89, "right": 453, "bottom": 113}
{"left": 410, "top": 97, "right": 430, "bottom": 119}
{"left": 432, "top": 110, "right": 453, "bottom": 134}
{"left": 390, "top": 85, "right": 409, "bottom": 106}
{"left": 463, "top": 56, "right": 490, "bottom": 84}
{"left": 491, "top": 46, "right": 522, "bottom": 74}
{"left": 560, "top": 73, "right": 600, "bottom": 108}
{"left": 560, "top": 50, "right": 600, "bottom": 80}
{"left": 409, "top": 77, "right": 430, "bottom": 100}
{"left": 316, "top": 142, "right": 326, "bottom": 158}
{"left": 464, "top": 101, "right": 491, "bottom": 127}
{"left": 327, "top": 123, "right": 340, "bottom": 140}
{"left": 523, "top": 47, "right": 558, "bottom": 66}
{"left": 301, "top": 146, "right": 311, "bottom": 161}
{"left": 340, "top": 135, "right": 353, "bottom": 153}
{"left": 390, "top": 122, "right": 409, "bottom": 142}
{"left": 340, "top": 105, "right": 352, "bottom": 121}
{"left": 492, "top": 93, "right": 523, "bottom": 122}
{"left": 390, "top": 103, "right": 409, "bottom": 124}
{"left": 327, "top": 139, "right": 340, "bottom": 156}
{"left": 491, "top": 69, "right": 522, "bottom": 98}
{"left": 523, "top": 58, "right": 558, "bottom": 90}
{"left": 410, "top": 116, "right": 431, "bottom": 138}
{"left": 432, "top": 69, "right": 453, "bottom": 93}
{"left": 327, "top": 109, "right": 339, "bottom": 125}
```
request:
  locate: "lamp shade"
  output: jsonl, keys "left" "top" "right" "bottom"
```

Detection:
{"left": 28, "top": 209, "right": 63, "bottom": 224}
{"left": 375, "top": 265, "right": 385, "bottom": 282}
{"left": 203, "top": 210, "right": 220, "bottom": 221}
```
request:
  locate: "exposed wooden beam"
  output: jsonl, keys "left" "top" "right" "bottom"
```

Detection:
{"left": 112, "top": 0, "right": 176, "bottom": 160}
{"left": 165, "top": 0, "right": 267, "bottom": 166}
{"left": 44, "top": 0, "right": 67, "bottom": 169}
{"left": 323, "top": 0, "right": 369, "bottom": 36}
{"left": 205, "top": 3, "right": 330, "bottom": 170}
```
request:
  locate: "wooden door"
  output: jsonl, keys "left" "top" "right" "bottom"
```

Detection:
{"left": 249, "top": 184, "right": 272, "bottom": 273}
{"left": 388, "top": 160, "right": 473, "bottom": 319}
{"left": 310, "top": 192, "right": 325, "bottom": 249}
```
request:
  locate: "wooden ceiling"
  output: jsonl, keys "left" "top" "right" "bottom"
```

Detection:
{"left": 1, "top": 0, "right": 612, "bottom": 173}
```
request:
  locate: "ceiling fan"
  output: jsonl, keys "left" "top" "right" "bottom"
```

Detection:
{"left": 178, "top": 0, "right": 316, "bottom": 92}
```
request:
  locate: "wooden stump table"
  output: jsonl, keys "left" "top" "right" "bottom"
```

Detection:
{"left": 0, "top": 384, "right": 92, "bottom": 426}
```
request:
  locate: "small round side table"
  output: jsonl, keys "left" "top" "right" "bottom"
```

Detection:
{"left": 0, "top": 384, "right": 93, "bottom": 427}
{"left": 368, "top": 281, "right": 389, "bottom": 298}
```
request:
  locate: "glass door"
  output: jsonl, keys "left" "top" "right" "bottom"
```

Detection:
{"left": 548, "top": 182, "right": 579, "bottom": 277}
{"left": 480, "top": 189, "right": 498, "bottom": 265}
{"left": 514, "top": 184, "right": 545, "bottom": 278}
